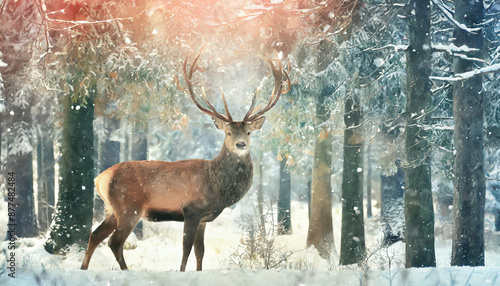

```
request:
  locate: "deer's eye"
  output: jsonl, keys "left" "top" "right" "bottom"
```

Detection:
{"left": 247, "top": 131, "right": 251, "bottom": 135}
{"left": 227, "top": 131, "right": 232, "bottom": 136}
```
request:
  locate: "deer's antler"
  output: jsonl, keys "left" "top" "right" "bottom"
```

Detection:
{"left": 183, "top": 48, "right": 290, "bottom": 123}
{"left": 183, "top": 47, "right": 233, "bottom": 123}
{"left": 243, "top": 55, "right": 291, "bottom": 123}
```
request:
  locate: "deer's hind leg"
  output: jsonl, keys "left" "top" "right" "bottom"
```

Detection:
{"left": 81, "top": 213, "right": 117, "bottom": 270}
{"left": 180, "top": 212, "right": 202, "bottom": 272}
{"left": 108, "top": 210, "right": 142, "bottom": 270}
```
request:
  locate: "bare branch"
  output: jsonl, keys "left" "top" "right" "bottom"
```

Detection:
{"left": 430, "top": 0, "right": 482, "bottom": 34}
{"left": 430, "top": 63, "right": 500, "bottom": 82}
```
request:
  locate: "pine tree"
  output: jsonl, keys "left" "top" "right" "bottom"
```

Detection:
{"left": 45, "top": 46, "right": 96, "bottom": 253}
{"left": 36, "top": 131, "right": 55, "bottom": 232}
{"left": 404, "top": 0, "right": 436, "bottom": 267}
{"left": 451, "top": 0, "right": 486, "bottom": 267}
{"left": 307, "top": 41, "right": 335, "bottom": 259}
{"left": 277, "top": 156, "right": 292, "bottom": 235}
{"left": 340, "top": 96, "right": 366, "bottom": 265}
{"left": 0, "top": 0, "right": 40, "bottom": 238}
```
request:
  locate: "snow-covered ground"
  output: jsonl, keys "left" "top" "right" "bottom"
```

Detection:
{"left": 1, "top": 201, "right": 500, "bottom": 285}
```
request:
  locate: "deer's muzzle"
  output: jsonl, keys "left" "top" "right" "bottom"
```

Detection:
{"left": 236, "top": 141, "right": 247, "bottom": 149}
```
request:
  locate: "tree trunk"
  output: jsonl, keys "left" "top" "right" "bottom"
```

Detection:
{"left": 131, "top": 120, "right": 148, "bottom": 239}
{"left": 366, "top": 145, "right": 372, "bottom": 218}
{"left": 3, "top": 81, "right": 37, "bottom": 239}
{"left": 131, "top": 121, "right": 148, "bottom": 161}
{"left": 277, "top": 155, "right": 292, "bottom": 235}
{"left": 340, "top": 96, "right": 366, "bottom": 265}
{"left": 121, "top": 118, "right": 131, "bottom": 162}
{"left": 93, "top": 125, "right": 100, "bottom": 217}
{"left": 257, "top": 150, "right": 266, "bottom": 236}
{"left": 380, "top": 160, "right": 405, "bottom": 245}
{"left": 95, "top": 116, "right": 121, "bottom": 219}
{"left": 307, "top": 122, "right": 334, "bottom": 258}
{"left": 307, "top": 175, "right": 312, "bottom": 222}
{"left": 45, "top": 82, "right": 96, "bottom": 254}
{"left": 404, "top": 0, "right": 436, "bottom": 268}
{"left": 37, "top": 141, "right": 44, "bottom": 225}
{"left": 9, "top": 151, "right": 37, "bottom": 237}
{"left": 451, "top": 0, "right": 486, "bottom": 267}
{"left": 36, "top": 133, "right": 55, "bottom": 232}
{"left": 307, "top": 84, "right": 335, "bottom": 259}
{"left": 495, "top": 209, "right": 500, "bottom": 232}
{"left": 3, "top": 78, "right": 38, "bottom": 238}
{"left": 100, "top": 116, "right": 120, "bottom": 174}
{"left": 307, "top": 40, "right": 336, "bottom": 259}
{"left": 1, "top": 0, "right": 40, "bottom": 239}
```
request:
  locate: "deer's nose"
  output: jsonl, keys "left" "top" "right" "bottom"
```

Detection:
{"left": 236, "top": 141, "right": 247, "bottom": 149}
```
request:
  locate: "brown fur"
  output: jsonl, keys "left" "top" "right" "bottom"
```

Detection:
{"left": 81, "top": 118, "right": 264, "bottom": 271}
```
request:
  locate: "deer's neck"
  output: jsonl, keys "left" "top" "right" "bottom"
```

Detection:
{"left": 209, "top": 145, "right": 253, "bottom": 207}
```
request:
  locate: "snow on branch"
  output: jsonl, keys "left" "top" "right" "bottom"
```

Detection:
{"left": 369, "top": 44, "right": 409, "bottom": 52}
{"left": 432, "top": 43, "right": 479, "bottom": 54}
{"left": 430, "top": 0, "right": 482, "bottom": 34}
{"left": 432, "top": 43, "right": 484, "bottom": 63}
{"left": 430, "top": 63, "right": 500, "bottom": 82}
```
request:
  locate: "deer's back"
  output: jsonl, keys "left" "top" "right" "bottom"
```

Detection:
{"left": 96, "top": 160, "right": 210, "bottom": 215}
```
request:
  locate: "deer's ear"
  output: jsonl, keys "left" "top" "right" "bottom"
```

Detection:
{"left": 213, "top": 118, "right": 227, "bottom": 130}
{"left": 249, "top": 117, "right": 265, "bottom": 131}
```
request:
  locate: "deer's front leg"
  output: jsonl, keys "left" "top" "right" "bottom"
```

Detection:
{"left": 194, "top": 222, "right": 207, "bottom": 271}
{"left": 180, "top": 212, "right": 202, "bottom": 272}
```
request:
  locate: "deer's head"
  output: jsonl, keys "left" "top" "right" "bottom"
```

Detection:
{"left": 212, "top": 119, "right": 264, "bottom": 156}
{"left": 183, "top": 50, "right": 290, "bottom": 156}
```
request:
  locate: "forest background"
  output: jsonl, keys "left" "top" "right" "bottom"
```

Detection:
{"left": 1, "top": 0, "right": 500, "bottom": 283}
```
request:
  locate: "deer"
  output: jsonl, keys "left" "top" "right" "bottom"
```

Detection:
{"left": 80, "top": 50, "right": 290, "bottom": 272}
